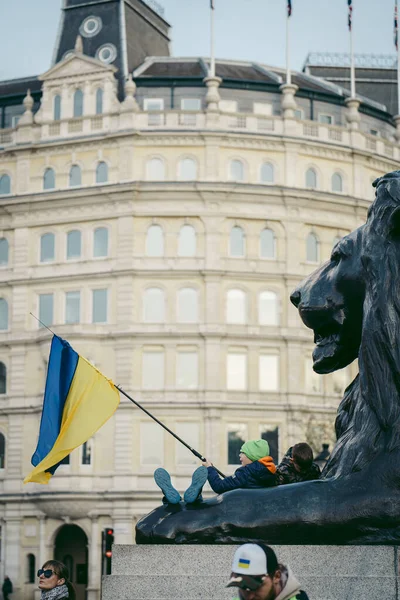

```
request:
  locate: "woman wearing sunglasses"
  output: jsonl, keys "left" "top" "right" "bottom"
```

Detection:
{"left": 37, "top": 561, "right": 75, "bottom": 600}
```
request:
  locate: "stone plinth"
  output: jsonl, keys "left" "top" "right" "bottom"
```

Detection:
{"left": 101, "top": 544, "right": 400, "bottom": 600}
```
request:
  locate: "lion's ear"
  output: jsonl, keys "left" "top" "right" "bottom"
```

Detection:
{"left": 389, "top": 206, "right": 400, "bottom": 239}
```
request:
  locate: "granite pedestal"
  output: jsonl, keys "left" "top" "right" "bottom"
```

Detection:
{"left": 101, "top": 544, "right": 400, "bottom": 600}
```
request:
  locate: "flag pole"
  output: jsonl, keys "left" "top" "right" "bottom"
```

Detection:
{"left": 396, "top": 0, "right": 400, "bottom": 115}
{"left": 348, "top": 0, "right": 356, "bottom": 97}
{"left": 210, "top": 0, "right": 215, "bottom": 77}
{"left": 116, "top": 385, "right": 226, "bottom": 478}
{"left": 286, "top": 0, "right": 292, "bottom": 85}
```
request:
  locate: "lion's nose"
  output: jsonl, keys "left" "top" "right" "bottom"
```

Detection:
{"left": 290, "top": 289, "right": 301, "bottom": 308}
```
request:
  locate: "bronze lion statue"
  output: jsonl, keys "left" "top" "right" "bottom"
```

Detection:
{"left": 136, "top": 170, "right": 400, "bottom": 545}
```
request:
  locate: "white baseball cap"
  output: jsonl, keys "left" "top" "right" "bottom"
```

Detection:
{"left": 231, "top": 544, "right": 269, "bottom": 575}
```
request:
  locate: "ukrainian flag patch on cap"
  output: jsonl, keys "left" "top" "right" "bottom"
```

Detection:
{"left": 238, "top": 558, "right": 250, "bottom": 569}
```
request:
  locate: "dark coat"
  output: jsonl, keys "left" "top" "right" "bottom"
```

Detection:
{"left": 276, "top": 447, "right": 321, "bottom": 485}
{"left": 2, "top": 579, "right": 12, "bottom": 596}
{"left": 207, "top": 456, "right": 276, "bottom": 494}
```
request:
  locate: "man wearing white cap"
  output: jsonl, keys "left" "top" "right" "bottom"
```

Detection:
{"left": 227, "top": 543, "right": 309, "bottom": 600}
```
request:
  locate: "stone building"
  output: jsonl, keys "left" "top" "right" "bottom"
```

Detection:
{"left": 0, "top": 2, "right": 398, "bottom": 600}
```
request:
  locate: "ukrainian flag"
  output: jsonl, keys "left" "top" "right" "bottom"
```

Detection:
{"left": 24, "top": 335, "right": 120, "bottom": 484}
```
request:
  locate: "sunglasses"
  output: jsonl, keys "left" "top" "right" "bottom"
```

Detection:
{"left": 37, "top": 569, "right": 55, "bottom": 579}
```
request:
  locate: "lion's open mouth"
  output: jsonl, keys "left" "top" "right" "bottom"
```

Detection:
{"left": 312, "top": 324, "right": 343, "bottom": 373}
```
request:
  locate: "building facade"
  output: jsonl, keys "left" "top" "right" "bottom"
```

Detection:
{"left": 1, "top": 2, "right": 399, "bottom": 600}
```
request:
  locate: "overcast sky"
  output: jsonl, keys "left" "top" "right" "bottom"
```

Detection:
{"left": 0, "top": 0, "right": 396, "bottom": 81}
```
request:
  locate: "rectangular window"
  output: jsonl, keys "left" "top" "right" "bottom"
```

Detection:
{"left": 144, "top": 98, "right": 164, "bottom": 126}
{"left": 176, "top": 352, "right": 198, "bottom": 389}
{"left": 305, "top": 357, "right": 321, "bottom": 393}
{"left": 370, "top": 129, "right": 379, "bottom": 136}
{"left": 220, "top": 100, "right": 238, "bottom": 113}
{"left": 39, "top": 293, "right": 54, "bottom": 327}
{"left": 176, "top": 422, "right": 199, "bottom": 465}
{"left": 259, "top": 355, "right": 279, "bottom": 391}
{"left": 65, "top": 291, "right": 80, "bottom": 324}
{"left": 294, "top": 109, "right": 304, "bottom": 120}
{"left": 253, "top": 102, "right": 272, "bottom": 116}
{"left": 319, "top": 114, "right": 334, "bottom": 125}
{"left": 227, "top": 353, "right": 246, "bottom": 390}
{"left": 181, "top": 98, "right": 201, "bottom": 111}
{"left": 140, "top": 421, "right": 164, "bottom": 465}
{"left": 81, "top": 440, "right": 92, "bottom": 465}
{"left": 260, "top": 425, "right": 279, "bottom": 464}
{"left": 227, "top": 423, "right": 247, "bottom": 465}
{"left": 143, "top": 351, "right": 164, "bottom": 390}
{"left": 92, "top": 289, "right": 107, "bottom": 323}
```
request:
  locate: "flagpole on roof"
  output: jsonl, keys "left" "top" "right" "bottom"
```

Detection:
{"left": 210, "top": 0, "right": 215, "bottom": 77}
{"left": 286, "top": 0, "right": 292, "bottom": 85}
{"left": 395, "top": 0, "right": 400, "bottom": 115}
{"left": 348, "top": 0, "right": 356, "bottom": 97}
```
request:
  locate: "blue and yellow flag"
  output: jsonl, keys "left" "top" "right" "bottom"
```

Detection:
{"left": 24, "top": 335, "right": 120, "bottom": 484}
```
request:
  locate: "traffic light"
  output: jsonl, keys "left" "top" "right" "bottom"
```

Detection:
{"left": 102, "top": 527, "right": 114, "bottom": 575}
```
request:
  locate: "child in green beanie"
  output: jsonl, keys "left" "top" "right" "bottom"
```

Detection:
{"left": 203, "top": 438, "right": 277, "bottom": 495}
{"left": 153, "top": 438, "right": 276, "bottom": 505}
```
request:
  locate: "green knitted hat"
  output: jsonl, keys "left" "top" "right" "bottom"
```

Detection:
{"left": 240, "top": 439, "right": 270, "bottom": 462}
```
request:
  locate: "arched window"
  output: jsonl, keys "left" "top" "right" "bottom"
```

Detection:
{"left": 96, "top": 88, "right": 103, "bottom": 115}
{"left": 260, "top": 162, "right": 274, "bottom": 184}
{"left": 43, "top": 168, "right": 55, "bottom": 190}
{"left": 306, "top": 168, "right": 317, "bottom": 189}
{"left": 259, "top": 291, "right": 278, "bottom": 326}
{"left": 146, "top": 225, "right": 164, "bottom": 257}
{"left": 260, "top": 228, "right": 276, "bottom": 259}
{"left": 0, "top": 175, "right": 11, "bottom": 195}
{"left": 179, "top": 158, "right": 197, "bottom": 181}
{"left": 66, "top": 230, "right": 81, "bottom": 260}
{"left": 96, "top": 162, "right": 108, "bottom": 184}
{"left": 53, "top": 95, "right": 61, "bottom": 121}
{"left": 0, "top": 239, "right": 8, "bottom": 265}
{"left": 0, "top": 431, "right": 5, "bottom": 466}
{"left": 146, "top": 158, "right": 165, "bottom": 181}
{"left": 230, "top": 226, "right": 245, "bottom": 257}
{"left": 40, "top": 233, "right": 55, "bottom": 262}
{"left": 306, "top": 232, "right": 319, "bottom": 263}
{"left": 93, "top": 227, "right": 108, "bottom": 257}
{"left": 332, "top": 172, "right": 343, "bottom": 193}
{"left": 69, "top": 165, "right": 81, "bottom": 187}
{"left": 27, "top": 554, "right": 36, "bottom": 584}
{"left": 0, "top": 299, "right": 7, "bottom": 330}
{"left": 178, "top": 225, "right": 196, "bottom": 257}
{"left": 143, "top": 288, "right": 165, "bottom": 322}
{"left": 230, "top": 159, "right": 244, "bottom": 182}
{"left": 73, "top": 89, "right": 84, "bottom": 118}
{"left": 226, "top": 289, "right": 246, "bottom": 324}
{"left": 177, "top": 288, "right": 198, "bottom": 323}
{"left": 0, "top": 363, "right": 5, "bottom": 395}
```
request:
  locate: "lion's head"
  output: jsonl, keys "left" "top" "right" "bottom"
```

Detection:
{"left": 292, "top": 169, "right": 400, "bottom": 476}
{"left": 291, "top": 169, "right": 400, "bottom": 375}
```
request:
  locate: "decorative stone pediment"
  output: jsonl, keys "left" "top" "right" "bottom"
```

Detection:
{"left": 40, "top": 53, "right": 117, "bottom": 83}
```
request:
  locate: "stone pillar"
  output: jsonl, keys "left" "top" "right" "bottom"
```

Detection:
{"left": 345, "top": 97, "right": 361, "bottom": 131}
{"left": 4, "top": 518, "right": 21, "bottom": 596}
{"left": 18, "top": 90, "right": 34, "bottom": 126}
{"left": 39, "top": 516, "right": 47, "bottom": 566}
{"left": 279, "top": 83, "right": 298, "bottom": 119}
{"left": 394, "top": 115, "right": 400, "bottom": 142}
{"left": 120, "top": 75, "right": 139, "bottom": 113}
{"left": 203, "top": 76, "right": 222, "bottom": 126}
{"left": 87, "top": 516, "right": 100, "bottom": 600}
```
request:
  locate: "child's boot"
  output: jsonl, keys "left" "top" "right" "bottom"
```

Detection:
{"left": 184, "top": 466, "right": 208, "bottom": 503}
{"left": 154, "top": 468, "right": 181, "bottom": 504}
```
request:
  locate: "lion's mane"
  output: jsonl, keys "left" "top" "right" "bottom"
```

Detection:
{"left": 323, "top": 171, "right": 400, "bottom": 479}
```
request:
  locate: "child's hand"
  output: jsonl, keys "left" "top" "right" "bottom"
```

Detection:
{"left": 202, "top": 459, "right": 212, "bottom": 467}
